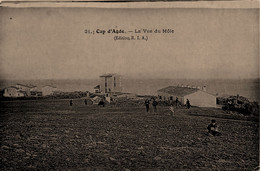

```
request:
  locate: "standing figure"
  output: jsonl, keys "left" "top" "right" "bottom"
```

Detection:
{"left": 84, "top": 99, "right": 88, "bottom": 105}
{"left": 152, "top": 99, "right": 158, "bottom": 113}
{"left": 207, "top": 119, "right": 221, "bottom": 136}
{"left": 70, "top": 99, "right": 73, "bottom": 106}
{"left": 145, "top": 99, "right": 150, "bottom": 112}
{"left": 175, "top": 97, "right": 179, "bottom": 108}
{"left": 186, "top": 99, "right": 191, "bottom": 109}
{"left": 169, "top": 104, "right": 174, "bottom": 116}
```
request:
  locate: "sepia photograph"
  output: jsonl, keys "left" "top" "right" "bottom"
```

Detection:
{"left": 0, "top": 1, "right": 259, "bottom": 170}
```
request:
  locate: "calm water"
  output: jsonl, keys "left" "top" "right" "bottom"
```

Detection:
{"left": 0, "top": 78, "right": 259, "bottom": 102}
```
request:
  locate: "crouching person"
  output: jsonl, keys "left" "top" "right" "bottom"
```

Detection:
{"left": 207, "top": 119, "right": 221, "bottom": 136}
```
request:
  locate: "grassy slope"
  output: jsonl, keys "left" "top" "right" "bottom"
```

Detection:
{"left": 0, "top": 99, "right": 259, "bottom": 170}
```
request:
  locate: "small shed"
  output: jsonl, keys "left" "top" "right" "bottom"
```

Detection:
{"left": 94, "top": 85, "right": 101, "bottom": 93}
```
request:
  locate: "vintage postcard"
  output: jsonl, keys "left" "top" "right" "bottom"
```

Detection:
{"left": 0, "top": 1, "right": 259, "bottom": 170}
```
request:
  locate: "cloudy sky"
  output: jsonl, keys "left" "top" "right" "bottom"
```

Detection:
{"left": 0, "top": 7, "right": 258, "bottom": 80}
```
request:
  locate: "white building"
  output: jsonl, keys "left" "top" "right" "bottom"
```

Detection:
{"left": 15, "top": 84, "right": 38, "bottom": 96}
{"left": 99, "top": 73, "right": 122, "bottom": 94}
{"left": 3, "top": 86, "right": 26, "bottom": 97}
{"left": 158, "top": 85, "right": 216, "bottom": 108}
{"left": 42, "top": 85, "right": 57, "bottom": 96}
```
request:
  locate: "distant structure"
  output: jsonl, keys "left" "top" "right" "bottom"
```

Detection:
{"left": 93, "top": 85, "right": 101, "bottom": 93}
{"left": 157, "top": 85, "right": 216, "bottom": 108}
{"left": 15, "top": 84, "right": 38, "bottom": 96}
{"left": 92, "top": 96, "right": 102, "bottom": 104}
{"left": 3, "top": 86, "right": 26, "bottom": 97}
{"left": 97, "top": 73, "right": 122, "bottom": 94}
{"left": 2, "top": 84, "right": 58, "bottom": 97}
{"left": 42, "top": 85, "right": 57, "bottom": 96}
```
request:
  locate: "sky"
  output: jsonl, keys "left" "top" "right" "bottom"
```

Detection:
{"left": 0, "top": 7, "right": 259, "bottom": 80}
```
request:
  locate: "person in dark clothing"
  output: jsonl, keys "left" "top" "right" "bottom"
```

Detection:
{"left": 186, "top": 99, "right": 191, "bottom": 109}
{"left": 98, "top": 100, "right": 105, "bottom": 107}
{"left": 70, "top": 99, "right": 73, "bottom": 106}
{"left": 152, "top": 99, "right": 158, "bottom": 112}
{"left": 145, "top": 99, "right": 150, "bottom": 112}
{"left": 175, "top": 97, "right": 179, "bottom": 108}
{"left": 84, "top": 99, "right": 88, "bottom": 105}
{"left": 207, "top": 119, "right": 221, "bottom": 136}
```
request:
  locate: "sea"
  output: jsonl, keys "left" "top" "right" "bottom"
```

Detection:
{"left": 0, "top": 78, "right": 259, "bottom": 102}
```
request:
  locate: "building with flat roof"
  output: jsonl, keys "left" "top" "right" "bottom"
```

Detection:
{"left": 99, "top": 73, "right": 122, "bottom": 94}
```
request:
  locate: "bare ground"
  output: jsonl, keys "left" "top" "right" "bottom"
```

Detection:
{"left": 0, "top": 99, "right": 259, "bottom": 170}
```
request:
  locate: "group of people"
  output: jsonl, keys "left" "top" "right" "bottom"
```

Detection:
{"left": 145, "top": 98, "right": 158, "bottom": 113}
{"left": 174, "top": 97, "right": 190, "bottom": 109}
{"left": 144, "top": 98, "right": 221, "bottom": 136}
{"left": 71, "top": 97, "right": 221, "bottom": 137}
{"left": 145, "top": 97, "right": 191, "bottom": 113}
